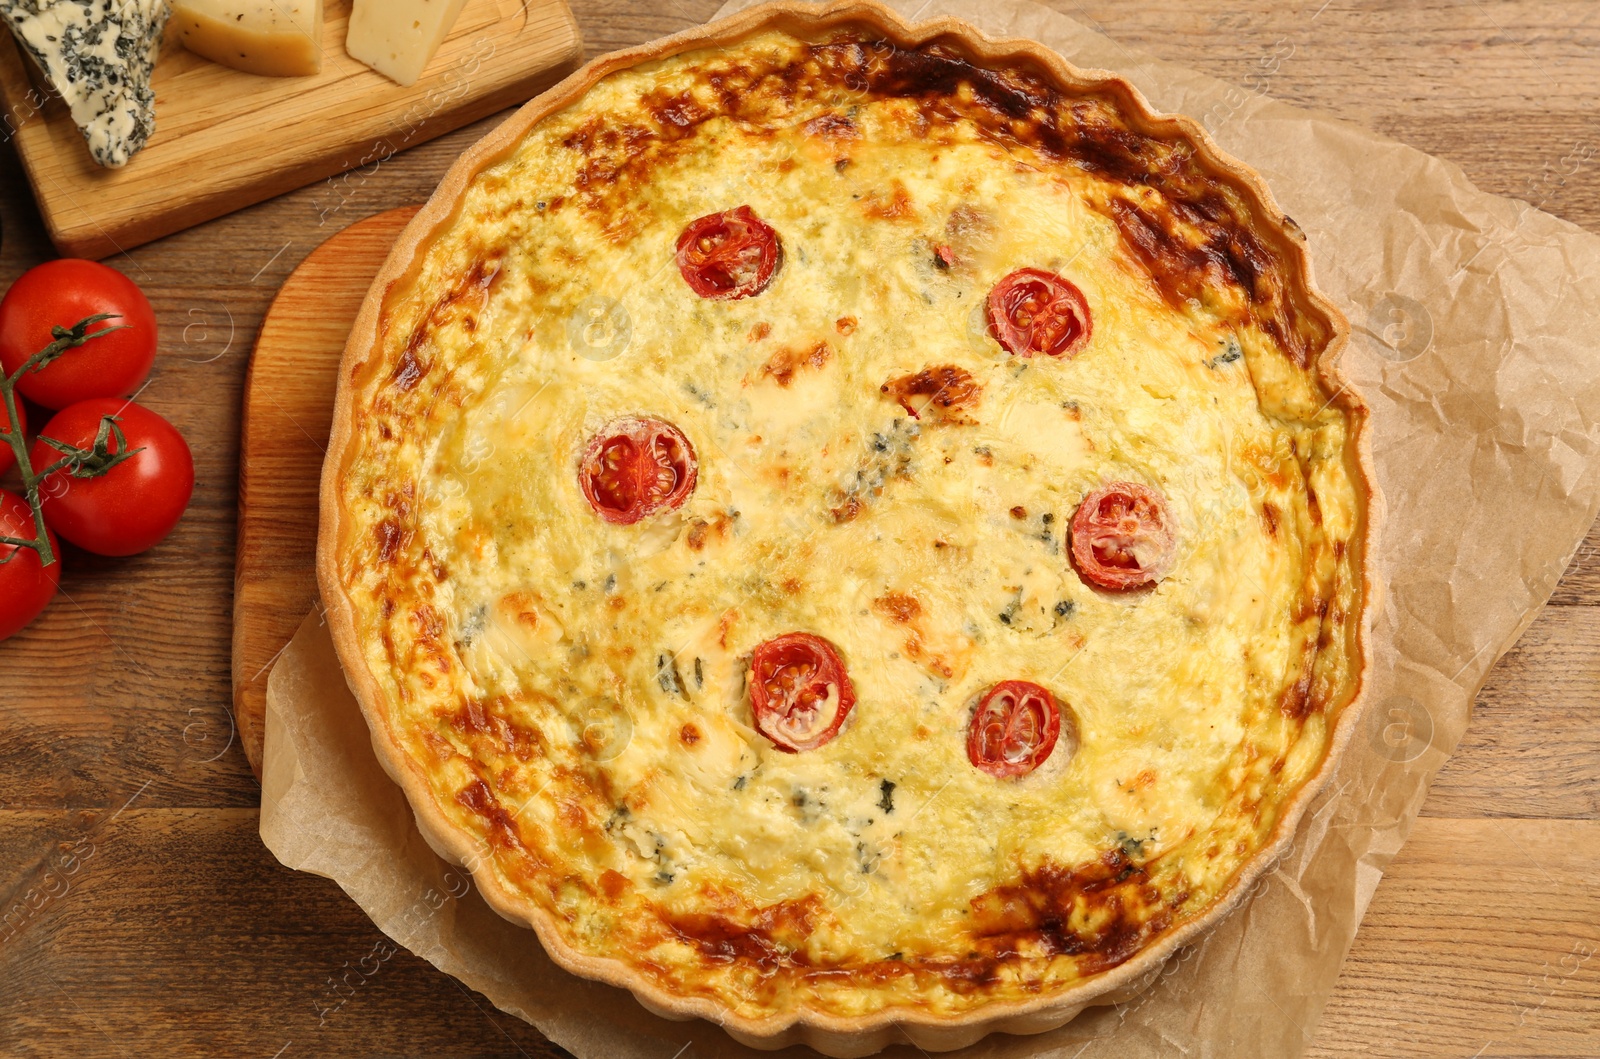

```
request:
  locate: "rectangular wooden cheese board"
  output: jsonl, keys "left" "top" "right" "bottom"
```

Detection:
{"left": 0, "top": 0, "right": 581, "bottom": 260}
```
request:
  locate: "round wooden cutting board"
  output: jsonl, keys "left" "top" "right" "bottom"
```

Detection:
{"left": 232, "top": 206, "right": 420, "bottom": 779}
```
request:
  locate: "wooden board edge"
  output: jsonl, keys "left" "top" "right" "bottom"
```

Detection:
{"left": 0, "top": 34, "right": 78, "bottom": 256}
{"left": 232, "top": 205, "right": 423, "bottom": 780}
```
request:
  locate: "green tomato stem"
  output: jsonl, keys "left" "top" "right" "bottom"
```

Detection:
{"left": 0, "top": 374, "right": 54, "bottom": 568}
{"left": 1, "top": 311, "right": 129, "bottom": 569}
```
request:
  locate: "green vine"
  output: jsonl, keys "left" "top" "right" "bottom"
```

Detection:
{"left": 0, "top": 313, "right": 137, "bottom": 568}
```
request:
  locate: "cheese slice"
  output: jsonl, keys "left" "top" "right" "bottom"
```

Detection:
{"left": 346, "top": 0, "right": 467, "bottom": 87}
{"left": 170, "top": 0, "right": 323, "bottom": 78}
{"left": 0, "top": 0, "right": 170, "bottom": 168}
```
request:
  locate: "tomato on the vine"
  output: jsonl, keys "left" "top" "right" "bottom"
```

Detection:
{"left": 0, "top": 489, "right": 60, "bottom": 642}
{"left": 0, "top": 259, "right": 158, "bottom": 409}
{"left": 31, "top": 399, "right": 193, "bottom": 557}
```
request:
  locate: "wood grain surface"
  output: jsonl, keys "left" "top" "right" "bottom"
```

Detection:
{"left": 0, "top": 0, "right": 581, "bottom": 259}
{"left": 2, "top": 3, "right": 1598, "bottom": 1057}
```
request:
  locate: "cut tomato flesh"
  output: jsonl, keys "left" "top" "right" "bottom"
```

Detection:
{"left": 579, "top": 417, "right": 697, "bottom": 524}
{"left": 968, "top": 680, "right": 1061, "bottom": 778}
{"left": 986, "top": 267, "right": 1092, "bottom": 358}
{"left": 676, "top": 206, "right": 782, "bottom": 300}
{"left": 1070, "top": 481, "right": 1175, "bottom": 590}
{"left": 749, "top": 632, "right": 856, "bottom": 752}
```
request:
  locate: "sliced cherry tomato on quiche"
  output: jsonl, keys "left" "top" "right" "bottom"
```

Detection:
{"left": 579, "top": 416, "right": 698, "bottom": 525}
{"left": 31, "top": 399, "right": 195, "bottom": 557}
{"left": 986, "top": 267, "right": 1092, "bottom": 358}
{"left": 0, "top": 259, "right": 159, "bottom": 409}
{"left": 675, "top": 206, "right": 783, "bottom": 300}
{"left": 1070, "top": 481, "right": 1176, "bottom": 590}
{"left": 0, "top": 489, "right": 61, "bottom": 643}
{"left": 0, "top": 397, "right": 23, "bottom": 475}
{"left": 967, "top": 680, "right": 1061, "bottom": 778}
{"left": 749, "top": 632, "right": 856, "bottom": 752}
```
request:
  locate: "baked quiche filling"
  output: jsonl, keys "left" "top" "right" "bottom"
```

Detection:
{"left": 329, "top": 27, "right": 1368, "bottom": 1021}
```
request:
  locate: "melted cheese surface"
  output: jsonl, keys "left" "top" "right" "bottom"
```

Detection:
{"left": 330, "top": 29, "right": 1368, "bottom": 1021}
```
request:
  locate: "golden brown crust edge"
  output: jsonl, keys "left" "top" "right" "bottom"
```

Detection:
{"left": 314, "top": 2, "right": 1383, "bottom": 1053}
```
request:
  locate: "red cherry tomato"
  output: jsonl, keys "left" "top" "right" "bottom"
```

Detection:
{"left": 0, "top": 397, "right": 23, "bottom": 476}
{"left": 675, "top": 206, "right": 783, "bottom": 300}
{"left": 1070, "top": 481, "right": 1176, "bottom": 590}
{"left": 749, "top": 632, "right": 856, "bottom": 752}
{"left": 0, "top": 260, "right": 159, "bottom": 409}
{"left": 986, "top": 267, "right": 1092, "bottom": 358}
{"left": 31, "top": 399, "right": 194, "bottom": 557}
{"left": 579, "top": 416, "right": 697, "bottom": 525}
{"left": 0, "top": 489, "right": 61, "bottom": 642}
{"left": 967, "top": 680, "right": 1061, "bottom": 778}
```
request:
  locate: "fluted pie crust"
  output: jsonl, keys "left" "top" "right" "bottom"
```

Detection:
{"left": 317, "top": 3, "right": 1379, "bottom": 1054}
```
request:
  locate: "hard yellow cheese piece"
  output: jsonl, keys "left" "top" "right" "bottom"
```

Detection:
{"left": 171, "top": 0, "right": 323, "bottom": 77}
{"left": 346, "top": 0, "right": 469, "bottom": 87}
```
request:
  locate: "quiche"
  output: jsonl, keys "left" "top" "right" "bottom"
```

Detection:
{"left": 317, "top": 2, "right": 1377, "bottom": 1053}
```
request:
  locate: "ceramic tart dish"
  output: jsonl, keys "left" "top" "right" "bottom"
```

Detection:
{"left": 317, "top": 2, "right": 1379, "bottom": 1053}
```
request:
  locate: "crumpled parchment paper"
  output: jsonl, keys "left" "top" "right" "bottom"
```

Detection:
{"left": 259, "top": 1, "right": 1600, "bottom": 1055}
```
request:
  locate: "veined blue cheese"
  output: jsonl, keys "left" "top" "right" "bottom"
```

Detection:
{"left": 0, "top": 0, "right": 170, "bottom": 167}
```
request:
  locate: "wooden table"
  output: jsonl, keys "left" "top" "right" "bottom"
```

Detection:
{"left": 2, "top": 3, "right": 1597, "bottom": 1056}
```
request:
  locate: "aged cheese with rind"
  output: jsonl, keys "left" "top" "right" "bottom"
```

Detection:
{"left": 0, "top": 0, "right": 169, "bottom": 167}
{"left": 345, "top": 0, "right": 467, "bottom": 87}
{"left": 170, "top": 0, "right": 323, "bottom": 78}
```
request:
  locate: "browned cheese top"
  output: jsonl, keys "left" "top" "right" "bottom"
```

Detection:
{"left": 329, "top": 26, "right": 1368, "bottom": 1021}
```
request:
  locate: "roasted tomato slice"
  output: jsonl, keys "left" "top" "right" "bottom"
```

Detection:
{"left": 1070, "top": 481, "right": 1176, "bottom": 590}
{"left": 985, "top": 267, "right": 1092, "bottom": 358}
{"left": 749, "top": 632, "right": 856, "bottom": 752}
{"left": 579, "top": 416, "right": 697, "bottom": 524}
{"left": 967, "top": 680, "right": 1061, "bottom": 778}
{"left": 675, "top": 206, "right": 783, "bottom": 300}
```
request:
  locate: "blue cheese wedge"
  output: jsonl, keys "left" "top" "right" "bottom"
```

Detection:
{"left": 0, "top": 0, "right": 170, "bottom": 168}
